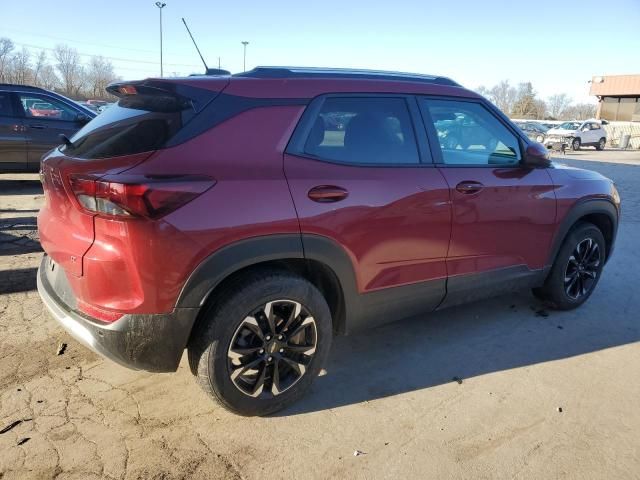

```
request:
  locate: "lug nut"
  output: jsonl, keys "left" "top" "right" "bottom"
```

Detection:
{"left": 279, "top": 348, "right": 284, "bottom": 353}
{"left": 265, "top": 335, "right": 271, "bottom": 341}
{"left": 268, "top": 356, "right": 273, "bottom": 362}
{"left": 278, "top": 334, "right": 284, "bottom": 340}
{"left": 259, "top": 349, "right": 264, "bottom": 354}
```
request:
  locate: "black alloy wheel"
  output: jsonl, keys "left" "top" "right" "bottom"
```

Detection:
{"left": 227, "top": 300, "right": 318, "bottom": 398}
{"left": 563, "top": 237, "right": 601, "bottom": 300}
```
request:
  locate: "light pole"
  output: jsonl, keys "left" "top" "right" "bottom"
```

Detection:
{"left": 241, "top": 41, "right": 249, "bottom": 72}
{"left": 155, "top": 2, "right": 166, "bottom": 77}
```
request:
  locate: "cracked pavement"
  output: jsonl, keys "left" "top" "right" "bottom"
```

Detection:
{"left": 1, "top": 152, "right": 640, "bottom": 479}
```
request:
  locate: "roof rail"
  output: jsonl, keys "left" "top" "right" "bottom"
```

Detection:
{"left": 234, "top": 66, "right": 460, "bottom": 87}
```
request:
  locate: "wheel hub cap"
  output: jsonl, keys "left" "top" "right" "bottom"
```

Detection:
{"left": 227, "top": 300, "right": 318, "bottom": 398}
{"left": 563, "top": 238, "right": 601, "bottom": 300}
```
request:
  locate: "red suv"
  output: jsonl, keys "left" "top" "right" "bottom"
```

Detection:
{"left": 37, "top": 67, "right": 620, "bottom": 415}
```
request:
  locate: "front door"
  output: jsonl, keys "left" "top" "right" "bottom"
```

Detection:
{"left": 419, "top": 97, "right": 557, "bottom": 306}
{"left": 0, "top": 91, "right": 27, "bottom": 170}
{"left": 285, "top": 95, "right": 452, "bottom": 329}
{"left": 15, "top": 92, "right": 84, "bottom": 168}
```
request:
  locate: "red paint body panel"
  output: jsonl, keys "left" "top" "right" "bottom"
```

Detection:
{"left": 285, "top": 154, "right": 452, "bottom": 292}
{"left": 38, "top": 149, "right": 153, "bottom": 276}
{"left": 437, "top": 166, "right": 557, "bottom": 276}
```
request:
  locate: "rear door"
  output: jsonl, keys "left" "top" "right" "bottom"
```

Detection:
{"left": 418, "top": 97, "right": 557, "bottom": 306}
{"left": 0, "top": 91, "right": 27, "bottom": 170}
{"left": 15, "top": 91, "right": 87, "bottom": 168}
{"left": 285, "top": 95, "right": 452, "bottom": 327}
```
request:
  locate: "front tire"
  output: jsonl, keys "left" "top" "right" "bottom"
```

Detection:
{"left": 533, "top": 222, "right": 605, "bottom": 310}
{"left": 571, "top": 137, "right": 581, "bottom": 151}
{"left": 596, "top": 138, "right": 606, "bottom": 151}
{"left": 188, "top": 270, "right": 332, "bottom": 416}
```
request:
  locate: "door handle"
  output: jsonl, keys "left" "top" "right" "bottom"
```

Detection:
{"left": 455, "top": 181, "right": 484, "bottom": 194}
{"left": 307, "top": 185, "right": 349, "bottom": 203}
{"left": 29, "top": 124, "right": 46, "bottom": 129}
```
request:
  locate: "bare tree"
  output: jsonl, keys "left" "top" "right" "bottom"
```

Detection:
{"left": 86, "top": 56, "right": 118, "bottom": 98}
{"left": 512, "top": 82, "right": 538, "bottom": 118}
{"left": 547, "top": 93, "right": 571, "bottom": 119}
{"left": 32, "top": 50, "right": 48, "bottom": 85}
{"left": 564, "top": 103, "right": 597, "bottom": 120}
{"left": 488, "top": 80, "right": 517, "bottom": 115}
{"left": 38, "top": 65, "right": 60, "bottom": 90}
{"left": 54, "top": 44, "right": 84, "bottom": 96}
{"left": 475, "top": 85, "right": 490, "bottom": 98}
{"left": 0, "top": 37, "right": 15, "bottom": 81}
{"left": 10, "top": 47, "right": 32, "bottom": 85}
{"left": 533, "top": 99, "right": 548, "bottom": 120}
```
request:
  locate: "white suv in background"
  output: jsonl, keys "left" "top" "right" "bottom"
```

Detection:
{"left": 544, "top": 120, "right": 607, "bottom": 151}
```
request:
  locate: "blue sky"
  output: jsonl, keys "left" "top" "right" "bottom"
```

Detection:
{"left": 2, "top": 0, "right": 639, "bottom": 103}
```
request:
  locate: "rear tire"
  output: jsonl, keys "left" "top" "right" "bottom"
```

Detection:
{"left": 188, "top": 269, "right": 332, "bottom": 416}
{"left": 533, "top": 222, "right": 605, "bottom": 310}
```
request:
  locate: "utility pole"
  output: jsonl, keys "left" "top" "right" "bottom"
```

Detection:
{"left": 155, "top": 2, "right": 167, "bottom": 77}
{"left": 241, "top": 41, "right": 249, "bottom": 72}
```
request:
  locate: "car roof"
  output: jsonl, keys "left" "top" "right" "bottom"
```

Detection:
{"left": 159, "top": 66, "right": 475, "bottom": 100}
{"left": 0, "top": 83, "right": 48, "bottom": 93}
{"left": 234, "top": 66, "right": 460, "bottom": 86}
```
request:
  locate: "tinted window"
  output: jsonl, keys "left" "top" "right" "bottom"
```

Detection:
{"left": 422, "top": 99, "right": 521, "bottom": 166}
{"left": 64, "top": 94, "right": 187, "bottom": 159}
{"left": 18, "top": 93, "right": 77, "bottom": 121}
{"left": 0, "top": 93, "right": 15, "bottom": 117}
{"left": 304, "top": 97, "right": 420, "bottom": 165}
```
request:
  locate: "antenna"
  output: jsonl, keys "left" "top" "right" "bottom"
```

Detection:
{"left": 182, "top": 17, "right": 209, "bottom": 72}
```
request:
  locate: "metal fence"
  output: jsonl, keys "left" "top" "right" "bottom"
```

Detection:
{"left": 603, "top": 122, "right": 640, "bottom": 149}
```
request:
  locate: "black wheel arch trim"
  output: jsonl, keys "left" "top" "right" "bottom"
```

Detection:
{"left": 176, "top": 234, "right": 360, "bottom": 335}
{"left": 177, "top": 233, "right": 447, "bottom": 337}
{"left": 176, "top": 234, "right": 305, "bottom": 309}
{"left": 546, "top": 198, "right": 618, "bottom": 268}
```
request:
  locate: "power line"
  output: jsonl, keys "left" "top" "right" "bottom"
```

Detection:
{"left": 2, "top": 27, "right": 160, "bottom": 54}
{"left": 13, "top": 41, "right": 202, "bottom": 68}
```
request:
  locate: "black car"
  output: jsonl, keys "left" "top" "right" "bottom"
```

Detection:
{"left": 514, "top": 121, "right": 548, "bottom": 144}
{"left": 0, "top": 84, "right": 95, "bottom": 172}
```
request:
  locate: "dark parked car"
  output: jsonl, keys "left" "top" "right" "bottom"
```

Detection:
{"left": 0, "top": 84, "right": 95, "bottom": 171}
{"left": 37, "top": 67, "right": 620, "bottom": 416}
{"left": 514, "top": 121, "right": 549, "bottom": 144}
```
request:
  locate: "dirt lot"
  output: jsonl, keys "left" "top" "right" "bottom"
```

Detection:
{"left": 1, "top": 150, "right": 639, "bottom": 480}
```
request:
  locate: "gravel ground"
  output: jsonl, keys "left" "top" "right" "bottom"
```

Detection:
{"left": 1, "top": 150, "right": 639, "bottom": 480}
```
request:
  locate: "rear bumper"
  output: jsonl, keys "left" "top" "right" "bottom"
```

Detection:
{"left": 37, "top": 255, "right": 199, "bottom": 372}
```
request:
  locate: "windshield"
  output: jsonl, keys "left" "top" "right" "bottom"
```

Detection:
{"left": 557, "top": 122, "right": 581, "bottom": 130}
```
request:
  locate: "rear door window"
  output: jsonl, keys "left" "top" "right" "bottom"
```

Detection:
{"left": 17, "top": 93, "right": 78, "bottom": 121}
{"left": 303, "top": 97, "right": 420, "bottom": 165}
{"left": 64, "top": 94, "right": 189, "bottom": 159}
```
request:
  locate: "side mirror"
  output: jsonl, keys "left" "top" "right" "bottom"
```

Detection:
{"left": 523, "top": 143, "right": 551, "bottom": 168}
{"left": 75, "top": 113, "right": 91, "bottom": 124}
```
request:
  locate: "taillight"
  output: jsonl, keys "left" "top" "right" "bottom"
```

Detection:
{"left": 68, "top": 174, "right": 215, "bottom": 219}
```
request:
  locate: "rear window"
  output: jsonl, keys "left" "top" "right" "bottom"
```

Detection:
{"left": 303, "top": 97, "right": 420, "bottom": 165}
{"left": 63, "top": 94, "right": 193, "bottom": 159}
